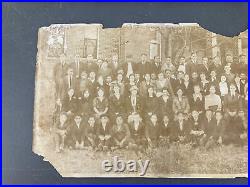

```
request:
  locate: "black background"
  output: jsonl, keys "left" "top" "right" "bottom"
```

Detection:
{"left": 2, "top": 2, "right": 248, "bottom": 184}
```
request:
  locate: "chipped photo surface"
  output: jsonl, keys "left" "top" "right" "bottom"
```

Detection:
{"left": 33, "top": 23, "right": 248, "bottom": 177}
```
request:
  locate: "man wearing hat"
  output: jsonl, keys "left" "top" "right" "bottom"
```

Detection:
{"left": 157, "top": 89, "right": 173, "bottom": 120}
{"left": 126, "top": 85, "right": 142, "bottom": 115}
{"left": 127, "top": 113, "right": 147, "bottom": 156}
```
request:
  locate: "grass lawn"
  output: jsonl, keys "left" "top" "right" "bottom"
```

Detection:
{"left": 33, "top": 130, "right": 248, "bottom": 177}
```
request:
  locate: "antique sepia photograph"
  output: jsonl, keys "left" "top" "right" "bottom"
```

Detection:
{"left": 32, "top": 23, "right": 248, "bottom": 178}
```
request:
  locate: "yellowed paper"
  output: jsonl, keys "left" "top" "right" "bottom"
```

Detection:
{"left": 33, "top": 23, "right": 248, "bottom": 177}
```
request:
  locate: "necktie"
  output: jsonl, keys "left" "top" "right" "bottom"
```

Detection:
{"left": 69, "top": 76, "right": 72, "bottom": 88}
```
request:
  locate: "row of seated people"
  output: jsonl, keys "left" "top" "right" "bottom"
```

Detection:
{"left": 55, "top": 81, "right": 247, "bottom": 123}
{"left": 53, "top": 108, "right": 247, "bottom": 153}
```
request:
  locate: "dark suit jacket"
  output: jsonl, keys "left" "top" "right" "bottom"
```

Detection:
{"left": 157, "top": 96, "right": 173, "bottom": 118}
{"left": 85, "top": 123, "right": 98, "bottom": 139}
{"left": 235, "top": 80, "right": 246, "bottom": 96}
{"left": 160, "top": 122, "right": 172, "bottom": 137}
{"left": 63, "top": 74, "right": 77, "bottom": 92}
{"left": 69, "top": 122, "right": 85, "bottom": 142}
{"left": 62, "top": 95, "right": 77, "bottom": 113}
{"left": 201, "top": 116, "right": 215, "bottom": 137}
{"left": 109, "top": 95, "right": 125, "bottom": 114}
{"left": 136, "top": 62, "right": 151, "bottom": 75}
{"left": 54, "top": 62, "right": 70, "bottom": 81}
{"left": 210, "top": 119, "right": 225, "bottom": 140}
{"left": 186, "top": 62, "right": 199, "bottom": 76}
{"left": 111, "top": 123, "right": 130, "bottom": 142}
{"left": 223, "top": 93, "right": 242, "bottom": 112}
{"left": 190, "top": 94, "right": 205, "bottom": 112}
{"left": 83, "top": 62, "right": 98, "bottom": 73}
{"left": 150, "top": 62, "right": 161, "bottom": 74}
{"left": 97, "top": 123, "right": 112, "bottom": 137}
{"left": 108, "top": 61, "right": 123, "bottom": 76}
{"left": 171, "top": 120, "right": 190, "bottom": 141}
{"left": 122, "top": 62, "right": 137, "bottom": 76}
{"left": 145, "top": 121, "right": 161, "bottom": 140}
{"left": 128, "top": 122, "right": 145, "bottom": 140}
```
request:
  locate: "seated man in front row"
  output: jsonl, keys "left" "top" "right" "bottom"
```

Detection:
{"left": 97, "top": 115, "right": 112, "bottom": 151}
{"left": 170, "top": 111, "right": 190, "bottom": 143}
{"left": 223, "top": 107, "right": 246, "bottom": 146}
{"left": 127, "top": 113, "right": 147, "bottom": 156}
{"left": 53, "top": 112, "right": 71, "bottom": 153}
{"left": 68, "top": 114, "right": 85, "bottom": 149}
{"left": 145, "top": 114, "right": 161, "bottom": 148}
{"left": 84, "top": 115, "right": 98, "bottom": 150}
{"left": 188, "top": 110, "right": 205, "bottom": 147}
{"left": 111, "top": 114, "right": 130, "bottom": 150}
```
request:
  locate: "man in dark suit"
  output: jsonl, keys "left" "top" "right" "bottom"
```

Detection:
{"left": 201, "top": 109, "right": 214, "bottom": 139}
{"left": 157, "top": 89, "right": 173, "bottom": 120}
{"left": 68, "top": 114, "right": 85, "bottom": 149}
{"left": 54, "top": 53, "right": 70, "bottom": 99}
{"left": 224, "top": 83, "right": 242, "bottom": 114}
{"left": 63, "top": 68, "right": 77, "bottom": 94}
{"left": 198, "top": 56, "right": 211, "bottom": 77}
{"left": 83, "top": 54, "right": 98, "bottom": 73}
{"left": 108, "top": 53, "right": 122, "bottom": 77}
{"left": 84, "top": 115, "right": 98, "bottom": 149}
{"left": 150, "top": 56, "right": 161, "bottom": 74}
{"left": 111, "top": 115, "right": 130, "bottom": 149}
{"left": 170, "top": 112, "right": 190, "bottom": 143}
{"left": 72, "top": 54, "right": 83, "bottom": 78}
{"left": 126, "top": 86, "right": 142, "bottom": 115}
{"left": 234, "top": 74, "right": 247, "bottom": 96}
{"left": 136, "top": 53, "right": 151, "bottom": 76}
{"left": 97, "top": 115, "right": 112, "bottom": 151}
{"left": 61, "top": 88, "right": 78, "bottom": 115}
{"left": 145, "top": 114, "right": 161, "bottom": 148}
{"left": 223, "top": 107, "right": 244, "bottom": 145}
{"left": 186, "top": 52, "right": 199, "bottom": 76}
{"left": 188, "top": 110, "right": 205, "bottom": 147}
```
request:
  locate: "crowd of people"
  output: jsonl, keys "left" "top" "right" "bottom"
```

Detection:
{"left": 52, "top": 52, "right": 248, "bottom": 154}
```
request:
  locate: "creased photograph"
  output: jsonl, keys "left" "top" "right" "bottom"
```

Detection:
{"left": 33, "top": 23, "right": 248, "bottom": 178}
